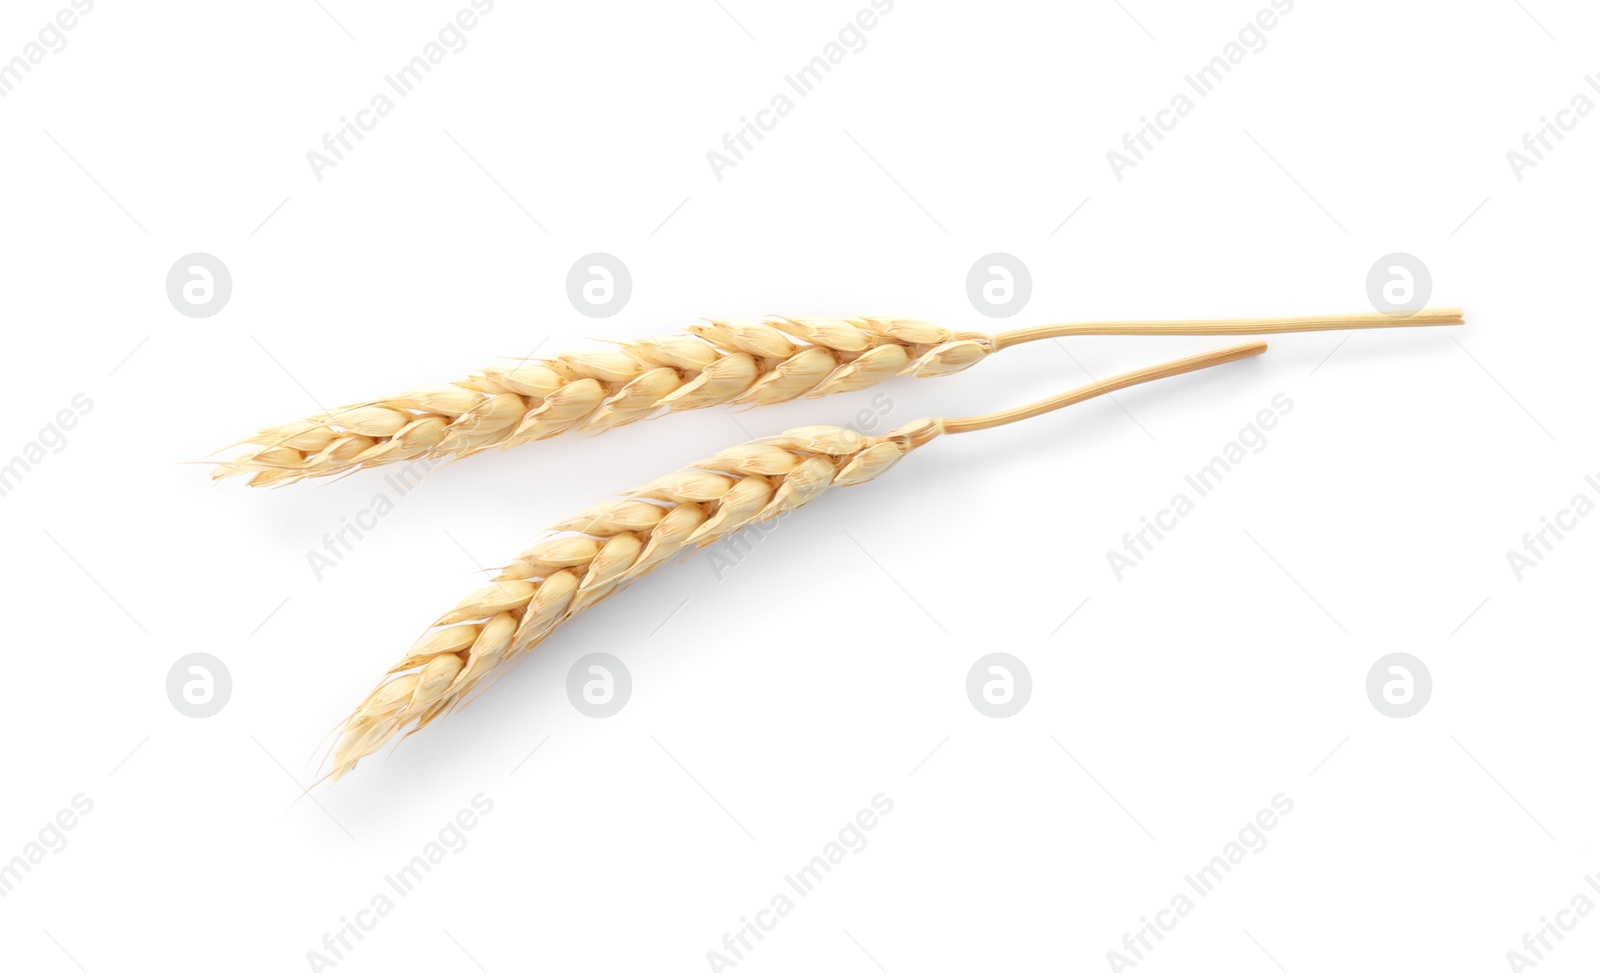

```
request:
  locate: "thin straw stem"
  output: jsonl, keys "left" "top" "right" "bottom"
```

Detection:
{"left": 942, "top": 340, "right": 1268, "bottom": 434}
{"left": 989, "top": 309, "right": 1462, "bottom": 350}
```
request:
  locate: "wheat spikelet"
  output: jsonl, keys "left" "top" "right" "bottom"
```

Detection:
{"left": 326, "top": 340, "right": 1270, "bottom": 780}
{"left": 217, "top": 310, "right": 1463, "bottom": 486}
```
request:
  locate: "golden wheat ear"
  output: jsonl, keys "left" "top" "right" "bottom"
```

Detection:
{"left": 217, "top": 310, "right": 1459, "bottom": 486}
{"left": 325, "top": 340, "right": 1268, "bottom": 780}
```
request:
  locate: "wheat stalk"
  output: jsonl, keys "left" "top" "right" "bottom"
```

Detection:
{"left": 327, "top": 340, "right": 1268, "bottom": 780}
{"left": 219, "top": 310, "right": 1462, "bottom": 486}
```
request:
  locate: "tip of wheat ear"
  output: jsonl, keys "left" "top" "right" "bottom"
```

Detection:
{"left": 324, "top": 340, "right": 1271, "bottom": 781}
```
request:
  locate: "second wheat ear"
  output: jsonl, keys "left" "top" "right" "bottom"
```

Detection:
{"left": 326, "top": 340, "right": 1268, "bottom": 779}
{"left": 217, "top": 310, "right": 1460, "bottom": 486}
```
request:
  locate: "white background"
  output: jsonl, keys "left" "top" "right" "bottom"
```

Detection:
{"left": 2, "top": 1, "right": 1596, "bottom": 970}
